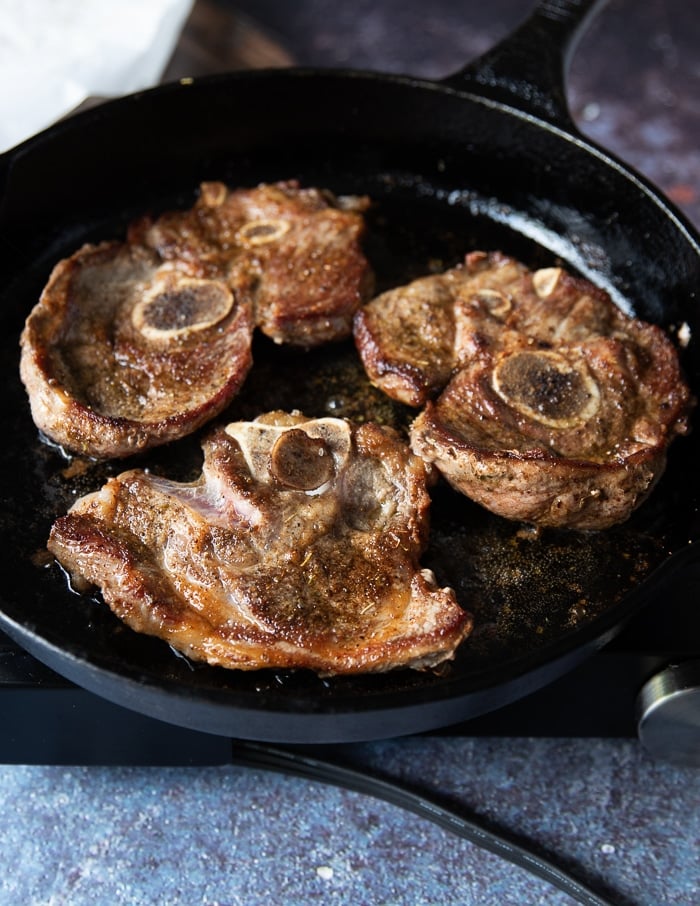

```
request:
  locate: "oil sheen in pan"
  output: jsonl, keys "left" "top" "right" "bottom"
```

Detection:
{"left": 16, "top": 192, "right": 673, "bottom": 690}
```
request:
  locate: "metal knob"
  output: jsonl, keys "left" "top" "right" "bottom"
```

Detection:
{"left": 636, "top": 660, "right": 700, "bottom": 767}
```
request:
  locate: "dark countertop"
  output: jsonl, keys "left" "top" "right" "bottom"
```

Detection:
{"left": 1, "top": 2, "right": 699, "bottom": 904}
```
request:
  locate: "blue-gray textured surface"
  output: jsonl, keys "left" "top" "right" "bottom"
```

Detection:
{"left": 0, "top": 738, "right": 698, "bottom": 905}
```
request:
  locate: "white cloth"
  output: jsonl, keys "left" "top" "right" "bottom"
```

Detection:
{"left": 0, "top": 0, "right": 193, "bottom": 151}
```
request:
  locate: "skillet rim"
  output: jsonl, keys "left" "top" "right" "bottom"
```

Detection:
{"left": 1, "top": 64, "right": 698, "bottom": 742}
{"left": 3, "top": 64, "right": 699, "bottom": 306}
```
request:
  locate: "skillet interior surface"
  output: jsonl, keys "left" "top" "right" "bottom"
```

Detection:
{"left": 0, "top": 70, "right": 698, "bottom": 741}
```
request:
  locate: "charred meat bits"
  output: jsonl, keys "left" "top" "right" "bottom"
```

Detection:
{"left": 355, "top": 251, "right": 693, "bottom": 530}
{"left": 47, "top": 413, "right": 472, "bottom": 675}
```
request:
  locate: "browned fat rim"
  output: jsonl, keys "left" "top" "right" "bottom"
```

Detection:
{"left": 131, "top": 277, "right": 235, "bottom": 340}
{"left": 491, "top": 349, "right": 601, "bottom": 430}
{"left": 352, "top": 310, "right": 436, "bottom": 407}
{"left": 52, "top": 372, "right": 251, "bottom": 458}
{"left": 413, "top": 402, "right": 661, "bottom": 472}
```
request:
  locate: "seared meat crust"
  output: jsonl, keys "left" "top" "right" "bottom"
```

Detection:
{"left": 20, "top": 241, "right": 254, "bottom": 459}
{"left": 48, "top": 413, "right": 472, "bottom": 675}
{"left": 20, "top": 181, "right": 372, "bottom": 458}
{"left": 131, "top": 180, "right": 373, "bottom": 347}
{"left": 356, "top": 251, "right": 693, "bottom": 529}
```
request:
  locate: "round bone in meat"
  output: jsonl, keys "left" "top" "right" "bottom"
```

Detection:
{"left": 20, "top": 181, "right": 373, "bottom": 458}
{"left": 20, "top": 241, "right": 254, "bottom": 459}
{"left": 47, "top": 412, "right": 473, "bottom": 675}
{"left": 355, "top": 251, "right": 693, "bottom": 529}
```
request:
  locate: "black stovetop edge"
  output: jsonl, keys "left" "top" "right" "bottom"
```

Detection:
{"left": 1, "top": 569, "right": 698, "bottom": 763}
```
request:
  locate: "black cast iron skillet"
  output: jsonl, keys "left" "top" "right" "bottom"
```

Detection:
{"left": 0, "top": 0, "right": 698, "bottom": 743}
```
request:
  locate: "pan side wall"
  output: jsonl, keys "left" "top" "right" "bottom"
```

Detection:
{"left": 2, "top": 71, "right": 698, "bottom": 339}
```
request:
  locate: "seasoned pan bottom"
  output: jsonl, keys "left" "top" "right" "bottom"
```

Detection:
{"left": 0, "top": 176, "right": 694, "bottom": 742}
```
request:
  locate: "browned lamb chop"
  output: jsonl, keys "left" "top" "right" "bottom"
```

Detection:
{"left": 47, "top": 413, "right": 472, "bottom": 675}
{"left": 355, "top": 251, "right": 693, "bottom": 530}
{"left": 19, "top": 241, "right": 255, "bottom": 459}
{"left": 20, "top": 181, "right": 372, "bottom": 459}
{"left": 130, "top": 180, "right": 373, "bottom": 347}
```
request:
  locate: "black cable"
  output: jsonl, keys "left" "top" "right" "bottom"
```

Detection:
{"left": 232, "top": 740, "right": 619, "bottom": 906}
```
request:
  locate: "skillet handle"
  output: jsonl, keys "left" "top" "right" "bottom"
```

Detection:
{"left": 442, "top": 0, "right": 609, "bottom": 129}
